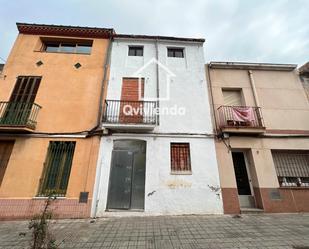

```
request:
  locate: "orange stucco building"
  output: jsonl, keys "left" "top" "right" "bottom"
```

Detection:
{"left": 0, "top": 23, "right": 114, "bottom": 219}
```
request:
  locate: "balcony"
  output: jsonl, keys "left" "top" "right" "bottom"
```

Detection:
{"left": 217, "top": 106, "right": 265, "bottom": 134}
{"left": 102, "top": 100, "right": 157, "bottom": 131}
{"left": 0, "top": 101, "right": 41, "bottom": 132}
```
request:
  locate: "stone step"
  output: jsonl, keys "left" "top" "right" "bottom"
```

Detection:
{"left": 240, "top": 208, "right": 264, "bottom": 214}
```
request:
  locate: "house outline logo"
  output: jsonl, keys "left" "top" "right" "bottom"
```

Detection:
{"left": 131, "top": 58, "right": 176, "bottom": 101}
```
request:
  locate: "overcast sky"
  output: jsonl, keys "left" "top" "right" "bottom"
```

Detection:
{"left": 0, "top": 0, "right": 308, "bottom": 65}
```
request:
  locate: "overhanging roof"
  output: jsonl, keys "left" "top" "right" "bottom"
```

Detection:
{"left": 17, "top": 23, "right": 115, "bottom": 39}
{"left": 115, "top": 34, "right": 205, "bottom": 43}
{"left": 299, "top": 62, "right": 309, "bottom": 74}
{"left": 208, "top": 61, "right": 297, "bottom": 71}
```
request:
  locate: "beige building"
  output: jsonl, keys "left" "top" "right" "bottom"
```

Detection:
{"left": 207, "top": 62, "right": 309, "bottom": 214}
{"left": 0, "top": 23, "right": 113, "bottom": 219}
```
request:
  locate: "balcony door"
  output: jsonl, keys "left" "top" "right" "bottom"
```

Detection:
{"left": 2, "top": 76, "right": 41, "bottom": 126}
{"left": 119, "top": 78, "right": 144, "bottom": 124}
{"left": 222, "top": 89, "right": 243, "bottom": 106}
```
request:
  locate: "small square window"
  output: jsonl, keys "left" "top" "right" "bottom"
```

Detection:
{"left": 167, "top": 48, "right": 184, "bottom": 58}
{"left": 170, "top": 143, "right": 191, "bottom": 173}
{"left": 128, "top": 46, "right": 143, "bottom": 56}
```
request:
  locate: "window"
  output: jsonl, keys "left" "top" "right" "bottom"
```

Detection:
{"left": 38, "top": 141, "right": 76, "bottom": 196}
{"left": 170, "top": 143, "right": 191, "bottom": 173}
{"left": 272, "top": 150, "right": 309, "bottom": 187}
{"left": 128, "top": 46, "right": 143, "bottom": 56}
{"left": 42, "top": 38, "right": 92, "bottom": 54}
{"left": 222, "top": 89, "right": 243, "bottom": 106}
{"left": 167, "top": 48, "right": 184, "bottom": 58}
{"left": 0, "top": 141, "right": 14, "bottom": 186}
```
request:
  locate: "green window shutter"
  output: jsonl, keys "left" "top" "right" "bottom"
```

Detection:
{"left": 39, "top": 141, "right": 76, "bottom": 196}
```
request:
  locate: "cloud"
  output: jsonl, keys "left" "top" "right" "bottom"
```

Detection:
{"left": 0, "top": 0, "right": 308, "bottom": 65}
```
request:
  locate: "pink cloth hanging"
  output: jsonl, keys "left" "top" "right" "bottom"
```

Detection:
{"left": 232, "top": 107, "right": 255, "bottom": 122}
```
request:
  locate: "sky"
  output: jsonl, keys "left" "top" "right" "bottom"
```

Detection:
{"left": 0, "top": 0, "right": 308, "bottom": 66}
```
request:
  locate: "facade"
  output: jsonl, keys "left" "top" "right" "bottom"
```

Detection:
{"left": 207, "top": 62, "right": 309, "bottom": 214}
{"left": 92, "top": 35, "right": 223, "bottom": 216}
{"left": 0, "top": 23, "right": 114, "bottom": 219}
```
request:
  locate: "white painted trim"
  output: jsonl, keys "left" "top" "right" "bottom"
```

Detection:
{"left": 90, "top": 139, "right": 104, "bottom": 217}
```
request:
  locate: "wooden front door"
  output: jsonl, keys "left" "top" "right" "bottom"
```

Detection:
{"left": 120, "top": 78, "right": 144, "bottom": 124}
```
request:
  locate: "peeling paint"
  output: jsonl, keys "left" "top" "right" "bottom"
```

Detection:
{"left": 166, "top": 179, "right": 192, "bottom": 189}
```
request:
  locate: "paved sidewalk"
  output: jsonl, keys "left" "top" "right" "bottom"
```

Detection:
{"left": 0, "top": 214, "right": 308, "bottom": 249}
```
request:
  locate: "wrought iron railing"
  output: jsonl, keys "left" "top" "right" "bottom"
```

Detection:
{"left": 103, "top": 100, "right": 157, "bottom": 125}
{"left": 0, "top": 101, "right": 41, "bottom": 129}
{"left": 217, "top": 105, "right": 264, "bottom": 129}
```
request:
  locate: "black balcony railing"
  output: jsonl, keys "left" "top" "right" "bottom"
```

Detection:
{"left": 103, "top": 100, "right": 157, "bottom": 125}
{"left": 217, "top": 105, "right": 264, "bottom": 129}
{"left": 0, "top": 101, "right": 41, "bottom": 130}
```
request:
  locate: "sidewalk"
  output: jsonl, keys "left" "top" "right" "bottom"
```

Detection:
{"left": 0, "top": 214, "right": 308, "bottom": 249}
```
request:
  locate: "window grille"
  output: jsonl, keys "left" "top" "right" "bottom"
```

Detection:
{"left": 170, "top": 143, "right": 191, "bottom": 172}
{"left": 38, "top": 141, "right": 76, "bottom": 196}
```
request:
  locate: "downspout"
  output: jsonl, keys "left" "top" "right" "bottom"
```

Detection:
{"left": 155, "top": 39, "right": 160, "bottom": 125}
{"left": 96, "top": 36, "right": 113, "bottom": 128}
{"left": 91, "top": 36, "right": 113, "bottom": 218}
{"left": 205, "top": 64, "right": 218, "bottom": 135}
{"left": 248, "top": 70, "right": 260, "bottom": 107}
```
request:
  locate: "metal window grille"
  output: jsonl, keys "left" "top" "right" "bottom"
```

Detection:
{"left": 272, "top": 150, "right": 309, "bottom": 187}
{"left": 170, "top": 143, "right": 191, "bottom": 172}
{"left": 38, "top": 141, "right": 76, "bottom": 196}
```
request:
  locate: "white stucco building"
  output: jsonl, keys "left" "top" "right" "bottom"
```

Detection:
{"left": 91, "top": 34, "right": 223, "bottom": 216}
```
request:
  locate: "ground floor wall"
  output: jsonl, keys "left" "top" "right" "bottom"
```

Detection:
{"left": 0, "top": 136, "right": 100, "bottom": 220}
{"left": 216, "top": 136, "right": 309, "bottom": 214}
{"left": 92, "top": 134, "right": 223, "bottom": 216}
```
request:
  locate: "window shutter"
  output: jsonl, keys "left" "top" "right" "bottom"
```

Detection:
{"left": 222, "top": 90, "right": 242, "bottom": 106}
{"left": 0, "top": 141, "right": 14, "bottom": 186}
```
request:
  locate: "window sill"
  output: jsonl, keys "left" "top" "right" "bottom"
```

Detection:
{"left": 33, "top": 50, "right": 91, "bottom": 55}
{"left": 279, "top": 186, "right": 309, "bottom": 190}
{"left": 170, "top": 171, "right": 192, "bottom": 175}
{"left": 32, "top": 196, "right": 66, "bottom": 200}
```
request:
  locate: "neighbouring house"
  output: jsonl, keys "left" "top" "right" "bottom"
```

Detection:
{"left": 299, "top": 62, "right": 309, "bottom": 102}
{"left": 207, "top": 62, "right": 309, "bottom": 214}
{"left": 91, "top": 34, "right": 223, "bottom": 216}
{"left": 0, "top": 23, "right": 114, "bottom": 219}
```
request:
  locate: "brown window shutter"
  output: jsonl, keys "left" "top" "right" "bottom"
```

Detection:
{"left": 0, "top": 141, "right": 14, "bottom": 186}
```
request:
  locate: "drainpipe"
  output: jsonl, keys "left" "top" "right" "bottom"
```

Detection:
{"left": 155, "top": 39, "right": 160, "bottom": 125}
{"left": 205, "top": 64, "right": 218, "bottom": 134}
{"left": 96, "top": 37, "right": 113, "bottom": 128}
{"left": 248, "top": 70, "right": 260, "bottom": 107}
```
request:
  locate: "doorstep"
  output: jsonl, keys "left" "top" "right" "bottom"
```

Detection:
{"left": 241, "top": 208, "right": 264, "bottom": 214}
